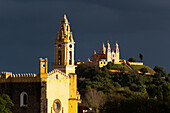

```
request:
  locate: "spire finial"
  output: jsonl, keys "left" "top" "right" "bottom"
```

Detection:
{"left": 107, "top": 40, "right": 109, "bottom": 44}
{"left": 107, "top": 40, "right": 110, "bottom": 48}
{"left": 61, "top": 13, "right": 68, "bottom": 24}
{"left": 64, "top": 10, "right": 66, "bottom": 14}
{"left": 94, "top": 50, "right": 96, "bottom": 54}
{"left": 64, "top": 14, "right": 66, "bottom": 19}
{"left": 102, "top": 43, "right": 105, "bottom": 47}
{"left": 64, "top": 11, "right": 66, "bottom": 18}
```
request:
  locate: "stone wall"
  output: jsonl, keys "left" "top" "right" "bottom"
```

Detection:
{"left": 0, "top": 82, "right": 47, "bottom": 113}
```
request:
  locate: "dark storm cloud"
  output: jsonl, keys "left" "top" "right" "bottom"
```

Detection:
{"left": 0, "top": 0, "right": 170, "bottom": 73}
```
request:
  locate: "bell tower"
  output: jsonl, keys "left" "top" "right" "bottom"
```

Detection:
{"left": 39, "top": 58, "right": 48, "bottom": 78}
{"left": 53, "top": 14, "right": 76, "bottom": 75}
{"left": 106, "top": 41, "right": 112, "bottom": 62}
{"left": 112, "top": 41, "right": 120, "bottom": 63}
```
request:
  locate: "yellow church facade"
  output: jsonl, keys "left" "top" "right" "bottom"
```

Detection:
{"left": 0, "top": 14, "right": 81, "bottom": 113}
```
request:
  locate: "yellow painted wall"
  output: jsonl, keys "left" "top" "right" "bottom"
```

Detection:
{"left": 114, "top": 53, "right": 120, "bottom": 63}
{"left": 109, "top": 70, "right": 129, "bottom": 73}
{"left": 128, "top": 62, "right": 143, "bottom": 65}
{"left": 68, "top": 74, "right": 79, "bottom": 113}
{"left": 47, "top": 72, "right": 70, "bottom": 113}
{"left": 114, "top": 62, "right": 123, "bottom": 64}
{"left": 98, "top": 61, "right": 108, "bottom": 68}
{"left": 47, "top": 69, "right": 80, "bottom": 113}
{"left": 68, "top": 100, "right": 78, "bottom": 113}
{"left": 40, "top": 58, "right": 48, "bottom": 74}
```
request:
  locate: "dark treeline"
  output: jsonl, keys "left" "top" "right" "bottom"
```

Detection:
{"left": 76, "top": 62, "right": 170, "bottom": 113}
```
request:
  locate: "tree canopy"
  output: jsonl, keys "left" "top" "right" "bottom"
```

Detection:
{"left": 140, "top": 67, "right": 148, "bottom": 75}
{"left": 0, "top": 94, "right": 14, "bottom": 113}
{"left": 128, "top": 57, "right": 137, "bottom": 62}
{"left": 154, "top": 66, "right": 168, "bottom": 77}
{"left": 76, "top": 63, "right": 170, "bottom": 113}
{"left": 139, "top": 53, "right": 143, "bottom": 61}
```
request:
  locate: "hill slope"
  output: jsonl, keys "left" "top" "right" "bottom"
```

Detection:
{"left": 107, "top": 63, "right": 155, "bottom": 75}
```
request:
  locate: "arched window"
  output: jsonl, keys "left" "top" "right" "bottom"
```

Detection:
{"left": 69, "top": 36, "right": 72, "bottom": 42}
{"left": 67, "top": 26, "right": 69, "bottom": 31}
{"left": 20, "top": 92, "right": 28, "bottom": 107}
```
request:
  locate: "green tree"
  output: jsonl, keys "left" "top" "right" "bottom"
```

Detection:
{"left": 139, "top": 53, "right": 143, "bottom": 62}
{"left": 154, "top": 66, "right": 168, "bottom": 77}
{"left": 147, "top": 84, "right": 157, "bottom": 98}
{"left": 85, "top": 88, "right": 105, "bottom": 113}
{"left": 113, "top": 82, "right": 121, "bottom": 88}
{"left": 128, "top": 57, "right": 136, "bottom": 62}
{"left": 140, "top": 67, "right": 148, "bottom": 75}
{"left": 162, "top": 83, "right": 170, "bottom": 101}
{"left": 106, "top": 62, "right": 113, "bottom": 69}
{"left": 157, "top": 85, "right": 163, "bottom": 100}
{"left": 0, "top": 94, "right": 14, "bottom": 113}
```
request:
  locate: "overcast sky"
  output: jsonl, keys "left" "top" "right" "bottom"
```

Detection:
{"left": 0, "top": 0, "right": 170, "bottom": 73}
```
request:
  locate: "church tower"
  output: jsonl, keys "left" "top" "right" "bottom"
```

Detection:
{"left": 99, "top": 43, "right": 106, "bottom": 54}
{"left": 112, "top": 42, "right": 120, "bottom": 63}
{"left": 53, "top": 14, "right": 76, "bottom": 75}
{"left": 106, "top": 41, "right": 112, "bottom": 62}
{"left": 0, "top": 14, "right": 81, "bottom": 113}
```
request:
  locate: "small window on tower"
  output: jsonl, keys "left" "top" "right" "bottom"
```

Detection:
{"left": 58, "top": 51, "right": 62, "bottom": 65}
{"left": 56, "top": 74, "right": 58, "bottom": 79}
{"left": 42, "top": 63, "right": 46, "bottom": 68}
{"left": 67, "top": 26, "right": 69, "bottom": 31}
{"left": 69, "top": 51, "right": 72, "bottom": 65}
{"left": 59, "top": 37, "right": 61, "bottom": 41}
{"left": 69, "top": 44, "right": 72, "bottom": 48}
{"left": 58, "top": 44, "right": 62, "bottom": 48}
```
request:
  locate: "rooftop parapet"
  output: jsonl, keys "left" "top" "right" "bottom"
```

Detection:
{"left": 0, "top": 72, "right": 37, "bottom": 79}
{"left": 0, "top": 72, "right": 12, "bottom": 78}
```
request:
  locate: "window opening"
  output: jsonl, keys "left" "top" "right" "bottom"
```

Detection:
{"left": 58, "top": 51, "right": 62, "bottom": 65}
{"left": 69, "top": 51, "right": 72, "bottom": 65}
{"left": 20, "top": 92, "right": 28, "bottom": 107}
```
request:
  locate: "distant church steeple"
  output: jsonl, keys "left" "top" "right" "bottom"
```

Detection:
{"left": 94, "top": 50, "right": 96, "bottom": 54}
{"left": 112, "top": 41, "right": 120, "bottom": 63}
{"left": 106, "top": 41, "right": 112, "bottom": 62}
{"left": 114, "top": 41, "right": 119, "bottom": 53}
{"left": 99, "top": 43, "right": 106, "bottom": 54}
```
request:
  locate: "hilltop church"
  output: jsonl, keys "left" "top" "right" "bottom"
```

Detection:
{"left": 77, "top": 41, "right": 122, "bottom": 68}
{"left": 0, "top": 14, "right": 81, "bottom": 113}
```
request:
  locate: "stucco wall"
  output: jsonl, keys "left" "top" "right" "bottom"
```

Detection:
{"left": 47, "top": 72, "right": 70, "bottom": 113}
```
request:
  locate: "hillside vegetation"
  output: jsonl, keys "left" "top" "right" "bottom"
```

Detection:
{"left": 76, "top": 62, "right": 170, "bottom": 113}
{"left": 131, "top": 65, "right": 155, "bottom": 75}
